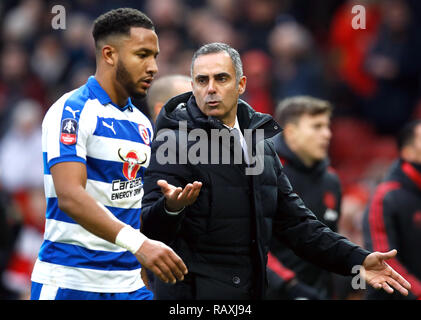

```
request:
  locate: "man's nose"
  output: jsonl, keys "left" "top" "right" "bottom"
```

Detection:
{"left": 207, "top": 79, "right": 216, "bottom": 94}
{"left": 146, "top": 57, "right": 158, "bottom": 75}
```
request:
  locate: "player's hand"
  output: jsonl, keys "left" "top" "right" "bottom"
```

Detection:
{"left": 157, "top": 179, "right": 202, "bottom": 212}
{"left": 141, "top": 268, "right": 150, "bottom": 290}
{"left": 135, "top": 238, "right": 188, "bottom": 284}
{"left": 360, "top": 249, "right": 411, "bottom": 296}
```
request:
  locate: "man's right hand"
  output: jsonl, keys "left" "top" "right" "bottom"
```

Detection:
{"left": 157, "top": 179, "right": 202, "bottom": 212}
{"left": 135, "top": 238, "right": 188, "bottom": 284}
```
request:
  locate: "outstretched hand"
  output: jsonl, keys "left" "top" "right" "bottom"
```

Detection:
{"left": 361, "top": 249, "right": 411, "bottom": 296}
{"left": 157, "top": 179, "right": 202, "bottom": 212}
{"left": 135, "top": 238, "right": 187, "bottom": 285}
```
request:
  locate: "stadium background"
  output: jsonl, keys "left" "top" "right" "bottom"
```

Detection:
{"left": 0, "top": 0, "right": 420, "bottom": 299}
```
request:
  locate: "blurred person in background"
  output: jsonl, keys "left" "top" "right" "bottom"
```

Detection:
{"left": 363, "top": 0, "right": 421, "bottom": 134}
{"left": 31, "top": 34, "right": 69, "bottom": 88}
{"left": 146, "top": 74, "right": 191, "bottom": 123}
{"left": 328, "top": 0, "right": 381, "bottom": 117}
{"left": 0, "top": 43, "right": 47, "bottom": 138}
{"left": 186, "top": 8, "right": 243, "bottom": 51}
{"left": 0, "top": 99, "right": 44, "bottom": 192}
{"left": 2, "top": 0, "right": 44, "bottom": 44}
{"left": 363, "top": 119, "right": 421, "bottom": 300}
{"left": 0, "top": 183, "right": 21, "bottom": 300}
{"left": 0, "top": 99, "right": 45, "bottom": 299}
{"left": 241, "top": 50, "right": 275, "bottom": 115}
{"left": 242, "top": 0, "right": 283, "bottom": 51}
{"left": 144, "top": 0, "right": 189, "bottom": 77}
{"left": 206, "top": 0, "right": 242, "bottom": 27}
{"left": 268, "top": 19, "right": 327, "bottom": 103}
{"left": 266, "top": 96, "right": 341, "bottom": 300}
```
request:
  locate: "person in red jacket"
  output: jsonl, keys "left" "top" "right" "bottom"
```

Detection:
{"left": 363, "top": 119, "right": 421, "bottom": 299}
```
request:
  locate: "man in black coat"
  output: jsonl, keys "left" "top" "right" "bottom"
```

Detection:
{"left": 266, "top": 96, "right": 342, "bottom": 300}
{"left": 140, "top": 42, "right": 411, "bottom": 300}
{"left": 363, "top": 119, "right": 421, "bottom": 300}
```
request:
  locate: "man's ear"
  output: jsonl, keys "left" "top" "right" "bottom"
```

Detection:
{"left": 283, "top": 122, "right": 298, "bottom": 140}
{"left": 238, "top": 76, "right": 247, "bottom": 95}
{"left": 101, "top": 44, "right": 117, "bottom": 67}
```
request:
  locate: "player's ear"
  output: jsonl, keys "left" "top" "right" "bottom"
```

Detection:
{"left": 101, "top": 44, "right": 117, "bottom": 67}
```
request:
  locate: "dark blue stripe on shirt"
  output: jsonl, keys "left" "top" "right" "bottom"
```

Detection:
{"left": 45, "top": 197, "right": 141, "bottom": 228}
{"left": 86, "top": 156, "right": 145, "bottom": 184}
{"left": 43, "top": 152, "right": 50, "bottom": 175}
{"left": 38, "top": 240, "right": 141, "bottom": 271}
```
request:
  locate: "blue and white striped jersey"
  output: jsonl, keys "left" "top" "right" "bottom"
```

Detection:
{"left": 31, "top": 76, "right": 153, "bottom": 293}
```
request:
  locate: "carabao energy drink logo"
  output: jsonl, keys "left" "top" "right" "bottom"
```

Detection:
{"left": 110, "top": 149, "right": 147, "bottom": 201}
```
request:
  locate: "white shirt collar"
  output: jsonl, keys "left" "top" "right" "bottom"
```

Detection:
{"left": 222, "top": 116, "right": 250, "bottom": 164}
{"left": 223, "top": 117, "right": 240, "bottom": 131}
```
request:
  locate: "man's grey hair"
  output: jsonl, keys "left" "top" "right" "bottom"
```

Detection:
{"left": 190, "top": 42, "right": 243, "bottom": 84}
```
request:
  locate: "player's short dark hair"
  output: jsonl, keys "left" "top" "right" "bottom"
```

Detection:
{"left": 92, "top": 8, "right": 154, "bottom": 46}
{"left": 397, "top": 119, "right": 421, "bottom": 151}
{"left": 275, "top": 96, "right": 333, "bottom": 127}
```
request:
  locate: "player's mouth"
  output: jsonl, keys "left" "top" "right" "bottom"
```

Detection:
{"left": 140, "top": 77, "right": 154, "bottom": 88}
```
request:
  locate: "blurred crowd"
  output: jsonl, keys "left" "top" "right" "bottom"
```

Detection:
{"left": 0, "top": 0, "right": 420, "bottom": 299}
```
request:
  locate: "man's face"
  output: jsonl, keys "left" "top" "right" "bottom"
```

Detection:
{"left": 286, "top": 113, "right": 332, "bottom": 165}
{"left": 191, "top": 52, "right": 246, "bottom": 126}
{"left": 115, "top": 27, "right": 159, "bottom": 98}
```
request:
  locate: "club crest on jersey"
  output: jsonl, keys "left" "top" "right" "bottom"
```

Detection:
{"left": 138, "top": 124, "right": 150, "bottom": 145}
{"left": 60, "top": 118, "right": 78, "bottom": 145}
{"left": 118, "top": 148, "right": 147, "bottom": 180}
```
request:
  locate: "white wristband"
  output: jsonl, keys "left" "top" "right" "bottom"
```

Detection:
{"left": 115, "top": 225, "right": 147, "bottom": 254}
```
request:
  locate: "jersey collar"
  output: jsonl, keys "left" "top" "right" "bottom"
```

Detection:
{"left": 87, "top": 76, "right": 134, "bottom": 112}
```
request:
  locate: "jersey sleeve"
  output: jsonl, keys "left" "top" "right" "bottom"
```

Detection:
{"left": 43, "top": 94, "right": 96, "bottom": 169}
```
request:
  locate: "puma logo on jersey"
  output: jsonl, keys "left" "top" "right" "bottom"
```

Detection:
{"left": 102, "top": 120, "right": 116, "bottom": 135}
{"left": 65, "top": 106, "right": 80, "bottom": 118}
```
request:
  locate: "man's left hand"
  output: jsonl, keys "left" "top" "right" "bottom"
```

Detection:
{"left": 361, "top": 249, "right": 411, "bottom": 296}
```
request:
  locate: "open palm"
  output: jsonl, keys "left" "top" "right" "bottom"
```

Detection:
{"left": 360, "top": 249, "right": 411, "bottom": 295}
{"left": 157, "top": 179, "right": 202, "bottom": 212}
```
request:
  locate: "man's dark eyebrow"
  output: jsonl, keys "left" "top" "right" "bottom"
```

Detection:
{"left": 134, "top": 48, "right": 159, "bottom": 57}
{"left": 214, "top": 72, "right": 231, "bottom": 78}
{"left": 195, "top": 74, "right": 209, "bottom": 80}
{"left": 195, "top": 73, "right": 230, "bottom": 80}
